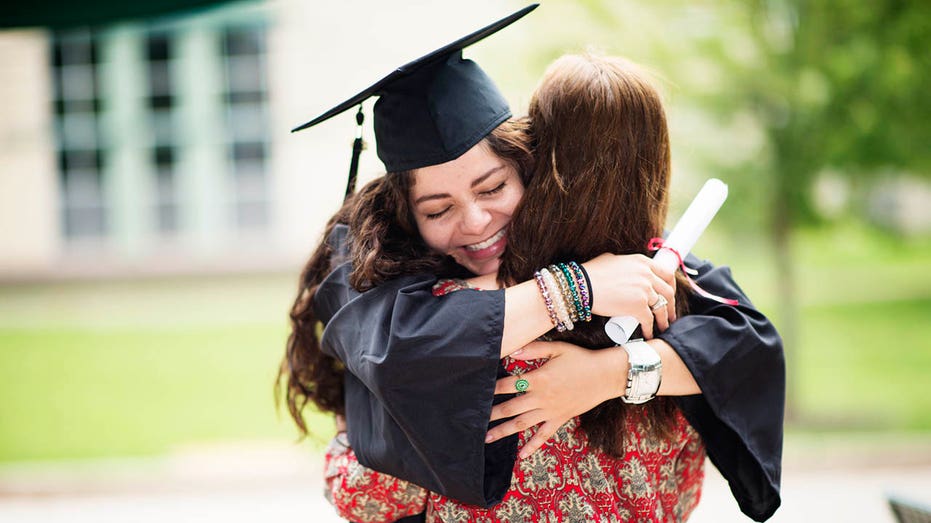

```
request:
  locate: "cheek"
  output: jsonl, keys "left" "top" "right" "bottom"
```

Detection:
{"left": 415, "top": 218, "right": 448, "bottom": 253}
{"left": 501, "top": 187, "right": 524, "bottom": 220}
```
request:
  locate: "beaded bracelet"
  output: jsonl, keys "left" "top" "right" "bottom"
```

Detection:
{"left": 542, "top": 267, "right": 573, "bottom": 330}
{"left": 568, "top": 261, "right": 592, "bottom": 321}
{"left": 555, "top": 263, "right": 585, "bottom": 322}
{"left": 541, "top": 267, "right": 574, "bottom": 331}
{"left": 549, "top": 265, "right": 578, "bottom": 321}
{"left": 534, "top": 270, "right": 564, "bottom": 332}
{"left": 533, "top": 261, "right": 595, "bottom": 332}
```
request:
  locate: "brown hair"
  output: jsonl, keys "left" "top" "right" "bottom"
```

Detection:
{"left": 498, "top": 53, "right": 690, "bottom": 456}
{"left": 277, "top": 199, "right": 353, "bottom": 435}
{"left": 278, "top": 119, "right": 534, "bottom": 435}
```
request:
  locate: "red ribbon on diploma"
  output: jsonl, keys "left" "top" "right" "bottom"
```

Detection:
{"left": 647, "top": 237, "right": 740, "bottom": 306}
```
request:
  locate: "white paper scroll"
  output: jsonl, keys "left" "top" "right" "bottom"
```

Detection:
{"left": 604, "top": 178, "right": 729, "bottom": 345}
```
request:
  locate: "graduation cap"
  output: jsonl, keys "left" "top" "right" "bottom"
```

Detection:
{"left": 292, "top": 4, "right": 539, "bottom": 200}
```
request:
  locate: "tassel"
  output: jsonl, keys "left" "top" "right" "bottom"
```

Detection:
{"left": 344, "top": 105, "right": 365, "bottom": 202}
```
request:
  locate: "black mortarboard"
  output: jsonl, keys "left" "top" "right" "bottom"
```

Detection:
{"left": 292, "top": 4, "right": 538, "bottom": 197}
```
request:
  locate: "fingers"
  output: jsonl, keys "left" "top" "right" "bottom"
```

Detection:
{"left": 497, "top": 341, "right": 576, "bottom": 396}
{"left": 652, "top": 297, "right": 669, "bottom": 333}
{"left": 516, "top": 421, "right": 561, "bottom": 459}
{"left": 650, "top": 261, "right": 677, "bottom": 323}
{"left": 650, "top": 260, "right": 676, "bottom": 288}
{"left": 494, "top": 373, "right": 535, "bottom": 396}
{"left": 639, "top": 308, "right": 654, "bottom": 339}
{"left": 485, "top": 409, "right": 546, "bottom": 443}
{"left": 648, "top": 291, "right": 669, "bottom": 335}
{"left": 507, "top": 340, "right": 563, "bottom": 361}
{"left": 486, "top": 417, "right": 564, "bottom": 460}
{"left": 644, "top": 262, "right": 675, "bottom": 334}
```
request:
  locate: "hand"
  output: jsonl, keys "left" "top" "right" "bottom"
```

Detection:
{"left": 486, "top": 341, "right": 627, "bottom": 458}
{"left": 581, "top": 253, "right": 676, "bottom": 338}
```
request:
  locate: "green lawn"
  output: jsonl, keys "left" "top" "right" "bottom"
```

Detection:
{"left": 0, "top": 223, "right": 929, "bottom": 463}
{"left": 794, "top": 298, "right": 931, "bottom": 429}
{"left": 712, "top": 224, "right": 931, "bottom": 430}
{"left": 0, "top": 274, "right": 334, "bottom": 464}
{"left": 0, "top": 325, "right": 335, "bottom": 463}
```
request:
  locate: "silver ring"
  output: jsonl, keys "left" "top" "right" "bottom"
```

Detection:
{"left": 650, "top": 295, "right": 668, "bottom": 311}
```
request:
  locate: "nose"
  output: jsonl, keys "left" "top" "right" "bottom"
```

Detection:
{"left": 460, "top": 202, "right": 492, "bottom": 235}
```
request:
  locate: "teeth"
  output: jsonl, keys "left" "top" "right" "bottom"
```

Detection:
{"left": 466, "top": 229, "right": 506, "bottom": 251}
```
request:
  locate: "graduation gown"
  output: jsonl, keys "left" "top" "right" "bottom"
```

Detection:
{"left": 314, "top": 224, "right": 784, "bottom": 521}
{"left": 657, "top": 259, "right": 785, "bottom": 521}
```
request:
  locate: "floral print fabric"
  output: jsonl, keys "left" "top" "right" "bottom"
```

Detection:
{"left": 325, "top": 356, "right": 705, "bottom": 522}
{"left": 324, "top": 279, "right": 706, "bottom": 522}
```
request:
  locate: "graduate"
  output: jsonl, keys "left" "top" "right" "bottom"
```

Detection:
{"left": 279, "top": 5, "right": 784, "bottom": 521}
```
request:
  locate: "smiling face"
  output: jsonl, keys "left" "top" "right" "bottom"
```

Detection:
{"left": 409, "top": 141, "right": 525, "bottom": 276}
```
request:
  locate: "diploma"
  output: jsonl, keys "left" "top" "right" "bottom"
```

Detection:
{"left": 604, "top": 178, "right": 729, "bottom": 345}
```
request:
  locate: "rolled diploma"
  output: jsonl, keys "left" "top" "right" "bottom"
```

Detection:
{"left": 604, "top": 178, "right": 729, "bottom": 345}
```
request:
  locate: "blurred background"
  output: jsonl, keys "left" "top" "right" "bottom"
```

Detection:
{"left": 1, "top": 0, "right": 929, "bottom": 521}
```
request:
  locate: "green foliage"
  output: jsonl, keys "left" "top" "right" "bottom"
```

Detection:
{"left": 793, "top": 1, "right": 931, "bottom": 172}
{"left": 712, "top": 0, "right": 931, "bottom": 224}
{"left": 548, "top": 0, "right": 931, "bottom": 228}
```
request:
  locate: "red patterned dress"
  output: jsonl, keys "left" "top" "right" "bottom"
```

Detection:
{"left": 324, "top": 283, "right": 706, "bottom": 522}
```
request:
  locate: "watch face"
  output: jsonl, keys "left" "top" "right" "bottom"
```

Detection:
{"left": 626, "top": 340, "right": 661, "bottom": 369}
{"left": 623, "top": 340, "right": 662, "bottom": 403}
{"left": 642, "top": 372, "right": 661, "bottom": 394}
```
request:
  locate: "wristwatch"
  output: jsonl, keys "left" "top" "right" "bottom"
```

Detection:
{"left": 621, "top": 339, "right": 662, "bottom": 404}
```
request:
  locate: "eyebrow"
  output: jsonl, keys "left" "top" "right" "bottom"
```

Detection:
{"left": 413, "top": 165, "right": 506, "bottom": 205}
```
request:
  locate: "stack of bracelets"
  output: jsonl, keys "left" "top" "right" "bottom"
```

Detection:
{"left": 533, "top": 261, "right": 593, "bottom": 332}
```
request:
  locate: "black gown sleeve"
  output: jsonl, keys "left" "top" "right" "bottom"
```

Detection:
{"left": 657, "top": 254, "right": 785, "bottom": 522}
{"left": 315, "top": 254, "right": 518, "bottom": 508}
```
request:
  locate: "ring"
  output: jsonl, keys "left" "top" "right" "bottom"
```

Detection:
{"left": 514, "top": 377, "right": 530, "bottom": 393}
{"left": 650, "top": 295, "right": 668, "bottom": 311}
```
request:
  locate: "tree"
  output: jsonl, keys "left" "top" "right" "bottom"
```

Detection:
{"left": 699, "top": 0, "right": 931, "bottom": 415}
{"left": 546, "top": 0, "right": 931, "bottom": 416}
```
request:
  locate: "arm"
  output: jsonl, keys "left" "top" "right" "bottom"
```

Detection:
{"left": 484, "top": 254, "right": 784, "bottom": 520}
{"left": 480, "top": 252, "right": 678, "bottom": 356}
{"left": 317, "top": 267, "right": 513, "bottom": 507}
{"left": 484, "top": 336, "right": 698, "bottom": 455}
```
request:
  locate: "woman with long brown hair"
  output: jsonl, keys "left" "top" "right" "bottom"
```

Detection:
{"left": 284, "top": 50, "right": 783, "bottom": 522}
{"left": 486, "top": 52, "right": 692, "bottom": 460}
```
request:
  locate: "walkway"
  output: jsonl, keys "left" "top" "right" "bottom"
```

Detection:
{"left": 2, "top": 437, "right": 929, "bottom": 522}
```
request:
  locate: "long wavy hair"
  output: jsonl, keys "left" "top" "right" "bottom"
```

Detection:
{"left": 276, "top": 199, "right": 353, "bottom": 434}
{"left": 277, "top": 119, "right": 534, "bottom": 435}
{"left": 497, "top": 53, "right": 691, "bottom": 456}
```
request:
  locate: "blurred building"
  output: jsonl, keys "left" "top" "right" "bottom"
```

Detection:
{"left": 0, "top": 0, "right": 514, "bottom": 279}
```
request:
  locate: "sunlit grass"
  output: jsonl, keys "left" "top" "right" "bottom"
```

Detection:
{"left": 0, "top": 324, "right": 335, "bottom": 463}
{"left": 795, "top": 298, "right": 931, "bottom": 429}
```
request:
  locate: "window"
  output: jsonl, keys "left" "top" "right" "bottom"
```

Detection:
{"left": 222, "top": 26, "right": 270, "bottom": 231}
{"left": 146, "top": 31, "right": 178, "bottom": 234}
{"left": 52, "top": 29, "right": 107, "bottom": 239}
{"left": 49, "top": 16, "right": 272, "bottom": 254}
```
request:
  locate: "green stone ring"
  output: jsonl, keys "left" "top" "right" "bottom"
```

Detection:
{"left": 515, "top": 377, "right": 530, "bottom": 393}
